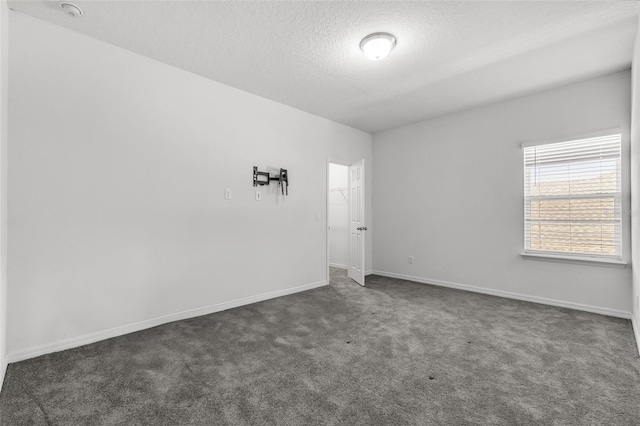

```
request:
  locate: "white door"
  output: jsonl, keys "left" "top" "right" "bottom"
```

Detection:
{"left": 349, "top": 159, "right": 365, "bottom": 286}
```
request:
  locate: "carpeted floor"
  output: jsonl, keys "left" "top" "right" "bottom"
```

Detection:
{"left": 1, "top": 268, "right": 639, "bottom": 425}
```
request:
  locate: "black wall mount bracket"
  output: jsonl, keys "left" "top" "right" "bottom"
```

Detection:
{"left": 253, "top": 166, "right": 289, "bottom": 196}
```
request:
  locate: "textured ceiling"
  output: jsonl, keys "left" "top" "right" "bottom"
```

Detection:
{"left": 8, "top": 1, "right": 640, "bottom": 133}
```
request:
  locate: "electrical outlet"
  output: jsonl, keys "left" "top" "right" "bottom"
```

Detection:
{"left": 408, "top": 256, "right": 414, "bottom": 264}
{"left": 255, "top": 191, "right": 261, "bottom": 201}
{"left": 225, "top": 189, "right": 232, "bottom": 200}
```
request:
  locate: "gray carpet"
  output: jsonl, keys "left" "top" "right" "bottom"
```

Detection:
{"left": 1, "top": 268, "right": 639, "bottom": 425}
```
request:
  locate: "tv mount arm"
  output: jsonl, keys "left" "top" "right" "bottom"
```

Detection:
{"left": 253, "top": 166, "right": 289, "bottom": 196}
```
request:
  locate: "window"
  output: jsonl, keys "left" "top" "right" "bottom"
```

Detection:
{"left": 523, "top": 133, "right": 622, "bottom": 259}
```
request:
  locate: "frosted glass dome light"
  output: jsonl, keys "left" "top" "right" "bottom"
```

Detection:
{"left": 360, "top": 32, "right": 396, "bottom": 61}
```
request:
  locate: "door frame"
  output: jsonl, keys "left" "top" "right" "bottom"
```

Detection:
{"left": 326, "top": 157, "right": 365, "bottom": 285}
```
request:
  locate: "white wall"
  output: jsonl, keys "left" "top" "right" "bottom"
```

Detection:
{"left": 0, "top": 0, "right": 8, "bottom": 388}
{"left": 373, "top": 70, "right": 632, "bottom": 317}
{"left": 329, "top": 163, "right": 349, "bottom": 268}
{"left": 7, "top": 13, "right": 372, "bottom": 360}
{"left": 631, "top": 14, "right": 640, "bottom": 352}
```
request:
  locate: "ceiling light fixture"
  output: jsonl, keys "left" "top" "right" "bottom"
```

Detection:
{"left": 59, "top": 2, "right": 83, "bottom": 18}
{"left": 360, "top": 32, "right": 396, "bottom": 61}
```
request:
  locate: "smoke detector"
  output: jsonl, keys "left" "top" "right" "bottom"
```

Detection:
{"left": 59, "top": 2, "right": 83, "bottom": 18}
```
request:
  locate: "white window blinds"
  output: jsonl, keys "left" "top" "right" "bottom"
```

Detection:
{"left": 523, "top": 133, "right": 622, "bottom": 258}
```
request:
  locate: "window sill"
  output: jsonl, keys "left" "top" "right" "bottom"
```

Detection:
{"left": 520, "top": 252, "right": 628, "bottom": 268}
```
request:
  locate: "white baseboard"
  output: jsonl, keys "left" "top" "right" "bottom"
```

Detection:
{"left": 632, "top": 316, "right": 640, "bottom": 356}
{"left": 329, "top": 263, "right": 348, "bottom": 269}
{"left": 7, "top": 280, "right": 327, "bottom": 364}
{"left": 328, "top": 265, "right": 373, "bottom": 276}
{"left": 371, "top": 270, "right": 632, "bottom": 320}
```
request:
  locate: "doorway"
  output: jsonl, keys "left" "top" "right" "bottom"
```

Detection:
{"left": 327, "top": 160, "right": 366, "bottom": 286}
{"left": 329, "top": 163, "right": 349, "bottom": 271}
